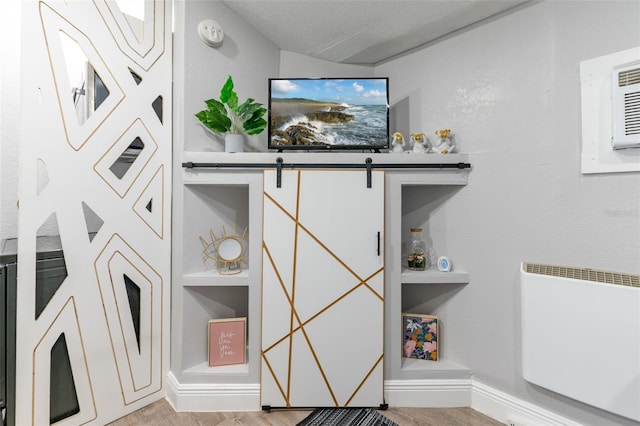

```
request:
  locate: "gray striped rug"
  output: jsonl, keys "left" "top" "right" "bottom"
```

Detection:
{"left": 296, "top": 408, "right": 399, "bottom": 426}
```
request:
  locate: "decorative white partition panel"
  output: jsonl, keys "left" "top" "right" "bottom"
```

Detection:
{"left": 261, "top": 170, "right": 385, "bottom": 408}
{"left": 17, "top": 0, "right": 172, "bottom": 424}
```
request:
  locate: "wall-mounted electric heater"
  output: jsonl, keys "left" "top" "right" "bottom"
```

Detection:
{"left": 611, "top": 61, "right": 640, "bottom": 149}
{"left": 521, "top": 262, "right": 640, "bottom": 422}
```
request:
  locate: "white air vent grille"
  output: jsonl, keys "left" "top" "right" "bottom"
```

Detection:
{"left": 624, "top": 91, "right": 640, "bottom": 135}
{"left": 523, "top": 262, "right": 640, "bottom": 288}
{"left": 612, "top": 62, "right": 640, "bottom": 149}
{"left": 618, "top": 67, "right": 640, "bottom": 86}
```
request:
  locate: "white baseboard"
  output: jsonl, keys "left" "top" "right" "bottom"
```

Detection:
{"left": 384, "top": 379, "right": 472, "bottom": 407}
{"left": 471, "top": 381, "right": 582, "bottom": 426}
{"left": 165, "top": 371, "right": 260, "bottom": 412}
{"left": 165, "top": 372, "right": 580, "bottom": 425}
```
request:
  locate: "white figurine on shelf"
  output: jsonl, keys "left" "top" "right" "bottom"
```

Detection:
{"left": 410, "top": 132, "right": 428, "bottom": 154}
{"left": 390, "top": 132, "right": 405, "bottom": 153}
{"left": 432, "top": 129, "right": 456, "bottom": 154}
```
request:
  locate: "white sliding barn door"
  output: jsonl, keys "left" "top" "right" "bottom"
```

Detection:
{"left": 16, "top": 1, "right": 171, "bottom": 424}
{"left": 261, "top": 170, "right": 385, "bottom": 408}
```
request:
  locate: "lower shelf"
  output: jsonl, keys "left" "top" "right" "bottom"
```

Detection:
{"left": 182, "top": 361, "right": 250, "bottom": 376}
{"left": 401, "top": 357, "right": 467, "bottom": 371}
{"left": 399, "top": 357, "right": 472, "bottom": 380}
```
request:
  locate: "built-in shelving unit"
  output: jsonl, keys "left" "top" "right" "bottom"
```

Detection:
{"left": 384, "top": 166, "right": 472, "bottom": 392}
{"left": 169, "top": 152, "right": 471, "bottom": 410}
{"left": 170, "top": 165, "right": 263, "bottom": 402}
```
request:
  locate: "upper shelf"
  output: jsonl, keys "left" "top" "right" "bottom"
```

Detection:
{"left": 181, "top": 152, "right": 471, "bottom": 186}
{"left": 183, "top": 270, "right": 250, "bottom": 287}
{"left": 401, "top": 269, "right": 470, "bottom": 284}
{"left": 182, "top": 151, "right": 470, "bottom": 168}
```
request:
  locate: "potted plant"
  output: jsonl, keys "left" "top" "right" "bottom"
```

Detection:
{"left": 195, "top": 75, "right": 267, "bottom": 152}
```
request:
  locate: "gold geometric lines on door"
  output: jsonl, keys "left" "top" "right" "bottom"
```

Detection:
{"left": 261, "top": 170, "right": 385, "bottom": 409}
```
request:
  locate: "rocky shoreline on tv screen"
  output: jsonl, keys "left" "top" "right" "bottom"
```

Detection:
{"left": 270, "top": 98, "right": 355, "bottom": 147}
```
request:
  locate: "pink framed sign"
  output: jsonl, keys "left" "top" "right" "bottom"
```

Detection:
{"left": 208, "top": 317, "right": 246, "bottom": 366}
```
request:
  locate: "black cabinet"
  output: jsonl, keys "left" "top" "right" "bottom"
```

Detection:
{"left": 0, "top": 255, "right": 16, "bottom": 426}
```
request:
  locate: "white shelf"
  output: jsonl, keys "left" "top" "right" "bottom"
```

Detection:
{"left": 401, "top": 269, "right": 469, "bottom": 284}
{"left": 182, "top": 361, "right": 250, "bottom": 376}
{"left": 183, "top": 151, "right": 470, "bottom": 167}
{"left": 401, "top": 357, "right": 468, "bottom": 371}
{"left": 400, "top": 357, "right": 471, "bottom": 377}
{"left": 183, "top": 270, "right": 250, "bottom": 287}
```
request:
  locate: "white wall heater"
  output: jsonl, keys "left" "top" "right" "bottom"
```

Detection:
{"left": 521, "top": 262, "right": 640, "bottom": 422}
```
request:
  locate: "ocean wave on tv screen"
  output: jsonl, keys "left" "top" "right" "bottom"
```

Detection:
{"left": 328, "top": 105, "right": 387, "bottom": 145}
{"left": 276, "top": 105, "right": 387, "bottom": 146}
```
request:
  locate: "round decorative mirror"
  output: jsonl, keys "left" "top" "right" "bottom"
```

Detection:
{"left": 217, "top": 237, "right": 242, "bottom": 261}
{"left": 200, "top": 226, "right": 248, "bottom": 275}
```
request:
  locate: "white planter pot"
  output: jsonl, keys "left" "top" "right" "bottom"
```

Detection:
{"left": 225, "top": 134, "right": 244, "bottom": 153}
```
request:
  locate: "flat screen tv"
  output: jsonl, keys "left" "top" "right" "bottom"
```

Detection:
{"left": 268, "top": 77, "right": 389, "bottom": 151}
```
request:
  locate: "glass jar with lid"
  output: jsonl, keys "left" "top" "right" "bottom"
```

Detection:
{"left": 407, "top": 227, "right": 427, "bottom": 271}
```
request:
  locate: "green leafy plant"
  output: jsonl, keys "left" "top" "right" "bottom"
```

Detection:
{"left": 195, "top": 75, "right": 267, "bottom": 136}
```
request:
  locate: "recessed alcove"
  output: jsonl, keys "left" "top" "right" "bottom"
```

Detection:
{"left": 401, "top": 282, "right": 467, "bottom": 315}
{"left": 181, "top": 286, "right": 249, "bottom": 374}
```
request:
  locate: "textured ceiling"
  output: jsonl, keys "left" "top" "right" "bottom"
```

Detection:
{"left": 222, "top": 0, "right": 530, "bottom": 65}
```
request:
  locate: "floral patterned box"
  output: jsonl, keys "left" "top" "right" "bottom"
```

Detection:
{"left": 402, "top": 313, "right": 438, "bottom": 361}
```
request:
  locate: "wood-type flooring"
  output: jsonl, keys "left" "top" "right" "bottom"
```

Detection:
{"left": 107, "top": 398, "right": 503, "bottom": 425}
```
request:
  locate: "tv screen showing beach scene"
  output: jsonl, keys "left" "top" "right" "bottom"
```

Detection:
{"left": 268, "top": 77, "right": 389, "bottom": 151}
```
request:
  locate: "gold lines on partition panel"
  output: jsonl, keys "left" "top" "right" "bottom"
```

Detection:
{"left": 94, "top": 0, "right": 167, "bottom": 71}
{"left": 32, "top": 297, "right": 97, "bottom": 425}
{"left": 20, "top": 0, "right": 171, "bottom": 423}
{"left": 94, "top": 234, "right": 163, "bottom": 404}
{"left": 39, "top": 1, "right": 126, "bottom": 151}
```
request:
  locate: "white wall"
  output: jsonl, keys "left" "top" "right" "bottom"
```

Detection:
{"left": 376, "top": 2, "right": 640, "bottom": 425}
{"left": 0, "top": 1, "right": 21, "bottom": 242}
{"left": 279, "top": 50, "right": 373, "bottom": 78}
{"left": 177, "top": 0, "right": 280, "bottom": 153}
